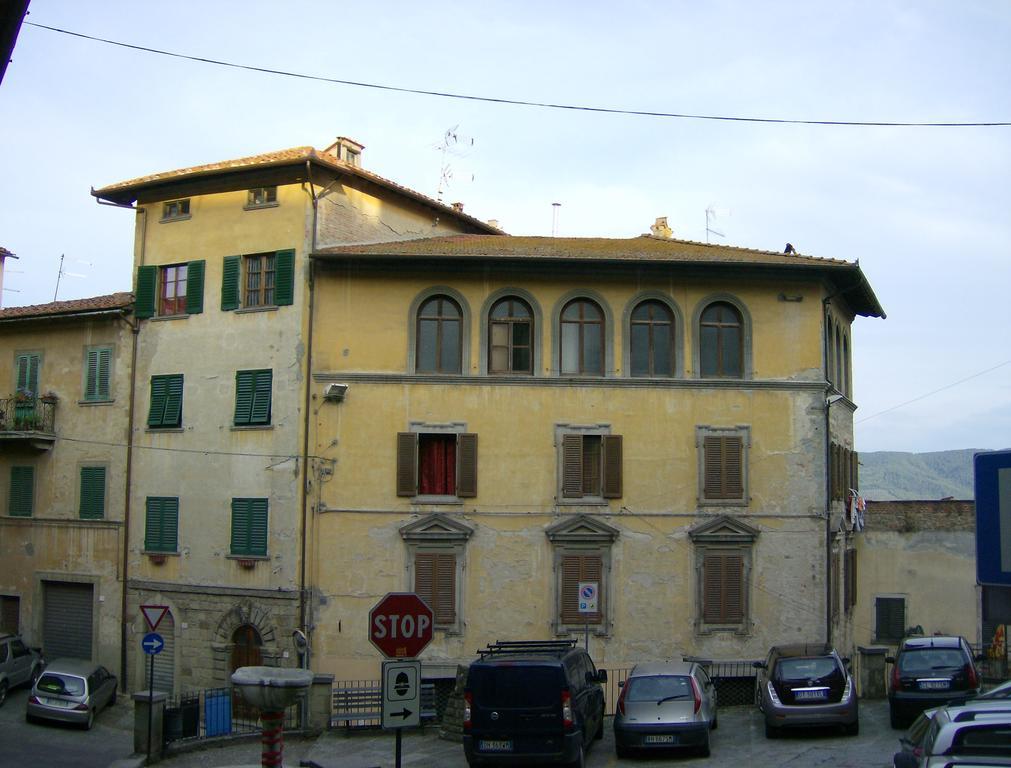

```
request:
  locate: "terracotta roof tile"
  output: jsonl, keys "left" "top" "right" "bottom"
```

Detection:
{"left": 92, "top": 146, "right": 503, "bottom": 235}
{"left": 0, "top": 292, "right": 133, "bottom": 320}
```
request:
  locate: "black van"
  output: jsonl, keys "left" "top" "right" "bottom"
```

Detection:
{"left": 463, "top": 640, "right": 607, "bottom": 767}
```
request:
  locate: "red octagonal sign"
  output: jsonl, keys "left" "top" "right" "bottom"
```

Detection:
{"left": 369, "top": 592, "right": 434, "bottom": 658}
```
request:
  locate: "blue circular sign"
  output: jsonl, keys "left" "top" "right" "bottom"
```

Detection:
{"left": 142, "top": 632, "right": 164, "bottom": 655}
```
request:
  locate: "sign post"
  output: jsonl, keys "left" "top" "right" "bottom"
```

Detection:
{"left": 369, "top": 593, "right": 434, "bottom": 768}
{"left": 578, "top": 581, "right": 598, "bottom": 651}
{"left": 139, "top": 604, "right": 169, "bottom": 764}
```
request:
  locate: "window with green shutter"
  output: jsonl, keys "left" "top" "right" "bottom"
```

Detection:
{"left": 79, "top": 467, "right": 106, "bottom": 520}
{"left": 234, "top": 370, "right": 272, "bottom": 426}
{"left": 84, "top": 347, "right": 112, "bottom": 402}
{"left": 135, "top": 266, "right": 157, "bottom": 319}
{"left": 8, "top": 466, "right": 34, "bottom": 517}
{"left": 144, "top": 497, "right": 179, "bottom": 552}
{"left": 15, "top": 353, "right": 40, "bottom": 396}
{"left": 231, "top": 498, "right": 268, "bottom": 556}
{"left": 221, "top": 250, "right": 294, "bottom": 311}
{"left": 148, "top": 374, "right": 183, "bottom": 428}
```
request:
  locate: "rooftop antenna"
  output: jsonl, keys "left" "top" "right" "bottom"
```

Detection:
{"left": 551, "top": 202, "right": 561, "bottom": 237}
{"left": 705, "top": 204, "right": 727, "bottom": 244}
{"left": 53, "top": 254, "right": 90, "bottom": 301}
{"left": 434, "top": 125, "right": 475, "bottom": 202}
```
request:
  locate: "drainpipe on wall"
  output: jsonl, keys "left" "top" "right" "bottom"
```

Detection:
{"left": 120, "top": 205, "right": 146, "bottom": 691}
{"left": 298, "top": 162, "right": 320, "bottom": 668}
{"left": 823, "top": 293, "right": 838, "bottom": 648}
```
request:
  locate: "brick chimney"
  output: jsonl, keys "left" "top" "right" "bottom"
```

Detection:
{"left": 650, "top": 216, "right": 673, "bottom": 239}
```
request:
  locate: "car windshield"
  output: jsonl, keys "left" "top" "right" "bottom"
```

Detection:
{"left": 469, "top": 665, "right": 561, "bottom": 707}
{"left": 899, "top": 649, "right": 966, "bottom": 674}
{"left": 626, "top": 675, "right": 692, "bottom": 702}
{"left": 36, "top": 673, "right": 86, "bottom": 696}
{"left": 777, "top": 657, "right": 838, "bottom": 681}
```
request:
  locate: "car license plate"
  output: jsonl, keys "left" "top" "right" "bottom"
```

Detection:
{"left": 795, "top": 689, "right": 828, "bottom": 701}
{"left": 644, "top": 734, "right": 676, "bottom": 744}
{"left": 479, "top": 740, "right": 513, "bottom": 752}
{"left": 919, "top": 680, "right": 950, "bottom": 690}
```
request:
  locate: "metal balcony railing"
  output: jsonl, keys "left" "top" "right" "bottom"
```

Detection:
{"left": 0, "top": 397, "right": 57, "bottom": 433}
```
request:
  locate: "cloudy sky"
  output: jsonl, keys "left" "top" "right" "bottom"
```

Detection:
{"left": 1, "top": 1, "right": 1008, "bottom": 455}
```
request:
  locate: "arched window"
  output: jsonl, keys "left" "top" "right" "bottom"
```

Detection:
{"left": 488, "top": 297, "right": 533, "bottom": 374}
{"left": 835, "top": 326, "right": 843, "bottom": 393}
{"left": 826, "top": 316, "right": 836, "bottom": 386}
{"left": 560, "top": 299, "right": 604, "bottom": 375}
{"left": 630, "top": 300, "right": 674, "bottom": 377}
{"left": 416, "top": 295, "right": 462, "bottom": 374}
{"left": 842, "top": 333, "right": 850, "bottom": 397}
{"left": 699, "top": 302, "right": 743, "bottom": 378}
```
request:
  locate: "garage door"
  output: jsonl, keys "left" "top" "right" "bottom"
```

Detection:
{"left": 151, "top": 611, "right": 175, "bottom": 695}
{"left": 43, "top": 581, "right": 93, "bottom": 660}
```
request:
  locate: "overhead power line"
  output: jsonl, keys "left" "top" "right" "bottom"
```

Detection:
{"left": 27, "top": 22, "right": 1011, "bottom": 128}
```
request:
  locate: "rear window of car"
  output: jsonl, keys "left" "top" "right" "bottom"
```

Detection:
{"left": 469, "top": 665, "right": 563, "bottom": 707}
{"left": 951, "top": 723, "right": 1011, "bottom": 754}
{"left": 899, "top": 649, "right": 967, "bottom": 673}
{"left": 776, "top": 657, "right": 839, "bottom": 680}
{"left": 36, "top": 673, "right": 86, "bottom": 696}
{"left": 626, "top": 675, "right": 692, "bottom": 703}
{"left": 0, "top": 643, "right": 8, "bottom": 663}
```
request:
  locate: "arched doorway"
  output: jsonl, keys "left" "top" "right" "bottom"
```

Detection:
{"left": 230, "top": 624, "right": 262, "bottom": 720}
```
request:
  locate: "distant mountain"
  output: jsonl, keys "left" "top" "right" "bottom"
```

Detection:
{"left": 858, "top": 449, "right": 1007, "bottom": 501}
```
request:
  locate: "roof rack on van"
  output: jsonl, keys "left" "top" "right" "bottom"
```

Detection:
{"left": 477, "top": 640, "right": 577, "bottom": 658}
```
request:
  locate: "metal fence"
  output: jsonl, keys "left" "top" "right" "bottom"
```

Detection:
{"left": 163, "top": 687, "right": 302, "bottom": 745}
{"left": 972, "top": 643, "right": 1009, "bottom": 687}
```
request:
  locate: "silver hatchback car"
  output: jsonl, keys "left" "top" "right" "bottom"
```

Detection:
{"left": 613, "top": 661, "right": 718, "bottom": 758}
{"left": 26, "top": 658, "right": 118, "bottom": 729}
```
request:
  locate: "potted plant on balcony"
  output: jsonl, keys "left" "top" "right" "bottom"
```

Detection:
{"left": 40, "top": 391, "right": 59, "bottom": 404}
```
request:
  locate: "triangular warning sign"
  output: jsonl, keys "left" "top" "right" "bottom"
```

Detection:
{"left": 140, "top": 605, "right": 169, "bottom": 631}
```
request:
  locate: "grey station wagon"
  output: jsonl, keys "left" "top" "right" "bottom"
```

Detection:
{"left": 27, "top": 658, "right": 118, "bottom": 729}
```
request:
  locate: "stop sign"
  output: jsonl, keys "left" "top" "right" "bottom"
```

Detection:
{"left": 369, "top": 592, "right": 434, "bottom": 658}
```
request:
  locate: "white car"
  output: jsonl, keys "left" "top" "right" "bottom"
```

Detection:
{"left": 0, "top": 633, "right": 45, "bottom": 707}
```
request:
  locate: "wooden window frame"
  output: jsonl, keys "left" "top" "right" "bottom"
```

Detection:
{"left": 78, "top": 466, "right": 106, "bottom": 521}
{"left": 244, "top": 252, "right": 276, "bottom": 308}
{"left": 699, "top": 301, "right": 744, "bottom": 378}
{"left": 559, "top": 299, "right": 605, "bottom": 376}
{"left": 230, "top": 498, "right": 268, "bottom": 557}
{"left": 8, "top": 465, "right": 34, "bottom": 517}
{"left": 221, "top": 250, "right": 293, "bottom": 311}
{"left": 144, "top": 496, "right": 179, "bottom": 553}
{"left": 245, "top": 186, "right": 278, "bottom": 209}
{"left": 555, "top": 424, "right": 622, "bottom": 505}
{"left": 875, "top": 595, "right": 906, "bottom": 643}
{"left": 697, "top": 425, "right": 749, "bottom": 505}
{"left": 488, "top": 297, "right": 534, "bottom": 375}
{"left": 629, "top": 299, "right": 675, "bottom": 377}
{"left": 159, "top": 263, "right": 189, "bottom": 316}
{"left": 416, "top": 295, "right": 463, "bottom": 374}
{"left": 400, "top": 514, "right": 473, "bottom": 635}
{"left": 161, "top": 199, "right": 190, "bottom": 222}
{"left": 689, "top": 516, "right": 758, "bottom": 635}
{"left": 546, "top": 515, "right": 620, "bottom": 637}
{"left": 234, "top": 369, "right": 273, "bottom": 427}
{"left": 147, "top": 374, "right": 184, "bottom": 429}
{"left": 84, "top": 346, "right": 113, "bottom": 402}
{"left": 396, "top": 423, "right": 477, "bottom": 501}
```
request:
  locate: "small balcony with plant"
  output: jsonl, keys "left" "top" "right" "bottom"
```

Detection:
{"left": 0, "top": 391, "right": 58, "bottom": 448}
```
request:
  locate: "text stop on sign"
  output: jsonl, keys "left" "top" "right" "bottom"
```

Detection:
{"left": 369, "top": 592, "right": 435, "bottom": 658}
{"left": 372, "top": 613, "right": 431, "bottom": 641}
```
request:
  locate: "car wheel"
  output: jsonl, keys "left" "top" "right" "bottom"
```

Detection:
{"left": 699, "top": 729, "right": 711, "bottom": 757}
{"left": 0, "top": 680, "right": 7, "bottom": 708}
{"left": 765, "top": 722, "right": 780, "bottom": 739}
{"left": 889, "top": 706, "right": 903, "bottom": 730}
{"left": 568, "top": 742, "right": 585, "bottom": 768}
{"left": 712, "top": 711, "right": 719, "bottom": 730}
{"left": 594, "top": 705, "right": 604, "bottom": 740}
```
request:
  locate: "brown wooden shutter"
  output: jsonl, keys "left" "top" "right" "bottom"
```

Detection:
{"left": 415, "top": 552, "right": 456, "bottom": 626}
{"left": 457, "top": 433, "right": 478, "bottom": 498}
{"left": 561, "top": 434, "right": 583, "bottom": 498}
{"left": 703, "top": 551, "right": 743, "bottom": 623}
{"left": 396, "top": 433, "right": 418, "bottom": 496}
{"left": 559, "top": 553, "right": 603, "bottom": 625}
{"left": 704, "top": 435, "right": 743, "bottom": 500}
{"left": 602, "top": 435, "right": 623, "bottom": 498}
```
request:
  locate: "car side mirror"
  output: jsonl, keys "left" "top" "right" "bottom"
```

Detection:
{"left": 752, "top": 661, "right": 766, "bottom": 670}
{"left": 597, "top": 669, "right": 608, "bottom": 684}
{"left": 885, "top": 656, "right": 896, "bottom": 664}
{"left": 841, "top": 656, "right": 851, "bottom": 666}
{"left": 618, "top": 679, "right": 625, "bottom": 688}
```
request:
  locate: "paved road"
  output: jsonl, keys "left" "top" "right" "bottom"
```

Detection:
{"left": 0, "top": 685, "right": 134, "bottom": 768}
{"left": 163, "top": 700, "right": 904, "bottom": 768}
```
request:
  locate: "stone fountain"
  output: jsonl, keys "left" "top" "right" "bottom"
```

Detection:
{"left": 231, "top": 666, "right": 314, "bottom": 768}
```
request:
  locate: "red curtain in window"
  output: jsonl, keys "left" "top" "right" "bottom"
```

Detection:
{"left": 419, "top": 436, "right": 456, "bottom": 495}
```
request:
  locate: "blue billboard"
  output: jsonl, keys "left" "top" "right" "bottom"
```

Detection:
{"left": 976, "top": 450, "right": 1011, "bottom": 586}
